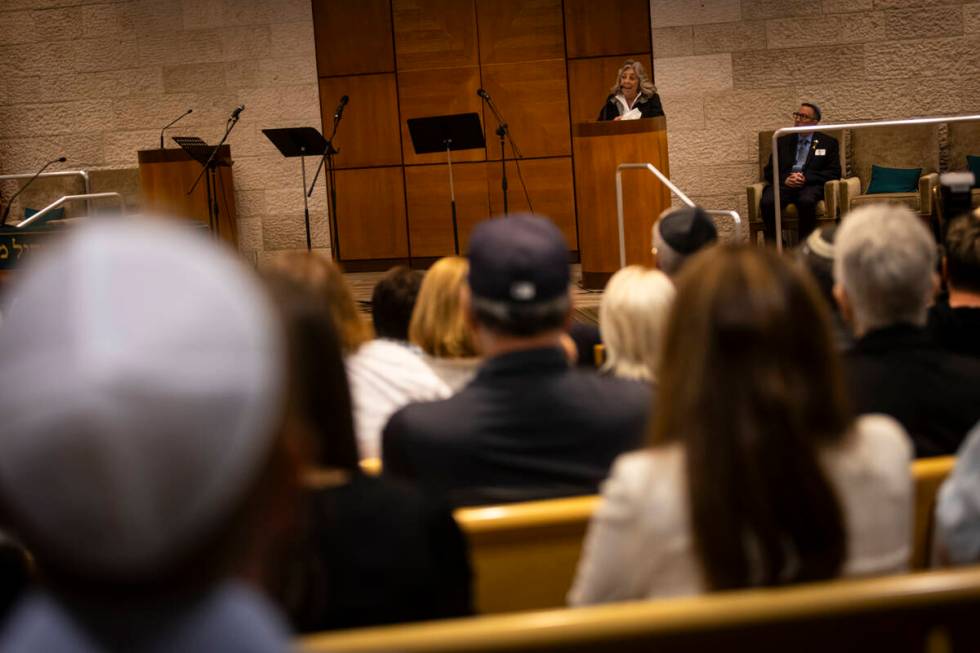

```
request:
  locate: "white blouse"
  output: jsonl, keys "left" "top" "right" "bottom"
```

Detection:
{"left": 568, "top": 414, "right": 914, "bottom": 605}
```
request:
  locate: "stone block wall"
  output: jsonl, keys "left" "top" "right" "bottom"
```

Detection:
{"left": 0, "top": 0, "right": 322, "bottom": 263}
{"left": 651, "top": 0, "right": 980, "bottom": 240}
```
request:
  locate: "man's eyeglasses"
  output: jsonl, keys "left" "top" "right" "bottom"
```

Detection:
{"left": 793, "top": 112, "right": 817, "bottom": 121}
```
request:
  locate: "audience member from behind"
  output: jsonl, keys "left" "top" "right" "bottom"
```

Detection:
{"left": 598, "top": 265, "right": 675, "bottom": 382}
{"left": 929, "top": 208, "right": 980, "bottom": 357}
{"left": 652, "top": 205, "right": 718, "bottom": 277}
{"left": 266, "top": 253, "right": 371, "bottom": 354}
{"left": 570, "top": 246, "right": 912, "bottom": 605}
{"left": 935, "top": 420, "right": 980, "bottom": 565}
{"left": 409, "top": 256, "right": 482, "bottom": 391}
{"left": 0, "top": 219, "right": 298, "bottom": 651}
{"left": 263, "top": 276, "right": 472, "bottom": 632}
{"left": 383, "top": 214, "right": 651, "bottom": 507}
{"left": 796, "top": 225, "right": 854, "bottom": 351}
{"left": 345, "top": 265, "right": 450, "bottom": 459}
{"left": 834, "top": 204, "right": 980, "bottom": 457}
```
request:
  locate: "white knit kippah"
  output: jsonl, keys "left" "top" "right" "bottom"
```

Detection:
{"left": 0, "top": 217, "right": 285, "bottom": 578}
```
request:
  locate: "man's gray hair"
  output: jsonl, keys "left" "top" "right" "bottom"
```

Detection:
{"left": 833, "top": 203, "right": 936, "bottom": 332}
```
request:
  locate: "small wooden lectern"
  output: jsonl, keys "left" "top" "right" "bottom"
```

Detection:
{"left": 137, "top": 146, "right": 238, "bottom": 245}
{"left": 572, "top": 116, "right": 670, "bottom": 289}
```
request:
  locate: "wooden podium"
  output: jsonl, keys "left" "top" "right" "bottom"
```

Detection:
{"left": 137, "top": 146, "right": 238, "bottom": 245}
{"left": 571, "top": 117, "right": 670, "bottom": 289}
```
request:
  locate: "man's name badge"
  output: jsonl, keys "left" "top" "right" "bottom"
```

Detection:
{"left": 815, "top": 148, "right": 827, "bottom": 156}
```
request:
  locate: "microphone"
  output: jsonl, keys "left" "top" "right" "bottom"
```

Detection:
{"left": 230, "top": 104, "right": 245, "bottom": 120}
{"left": 2, "top": 157, "right": 67, "bottom": 226}
{"left": 476, "top": 88, "right": 490, "bottom": 101}
{"left": 333, "top": 95, "right": 349, "bottom": 121}
{"left": 159, "top": 108, "right": 192, "bottom": 149}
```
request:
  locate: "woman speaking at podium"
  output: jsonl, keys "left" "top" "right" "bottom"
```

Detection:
{"left": 597, "top": 60, "right": 664, "bottom": 121}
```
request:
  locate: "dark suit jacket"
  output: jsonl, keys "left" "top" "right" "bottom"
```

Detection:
{"left": 382, "top": 347, "right": 651, "bottom": 507}
{"left": 763, "top": 131, "right": 841, "bottom": 187}
{"left": 843, "top": 323, "right": 980, "bottom": 457}
{"left": 597, "top": 93, "right": 665, "bottom": 121}
{"left": 928, "top": 295, "right": 980, "bottom": 358}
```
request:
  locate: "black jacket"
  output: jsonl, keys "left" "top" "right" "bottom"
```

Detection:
{"left": 844, "top": 323, "right": 980, "bottom": 457}
{"left": 763, "top": 131, "right": 841, "bottom": 187}
{"left": 383, "top": 347, "right": 651, "bottom": 507}
{"left": 597, "top": 93, "right": 665, "bottom": 121}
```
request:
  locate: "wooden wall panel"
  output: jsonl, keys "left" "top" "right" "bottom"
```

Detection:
{"left": 405, "top": 162, "right": 490, "bottom": 257}
{"left": 397, "top": 67, "right": 487, "bottom": 165}
{"left": 567, "top": 54, "right": 654, "bottom": 126}
{"left": 334, "top": 167, "right": 409, "bottom": 260}
{"left": 481, "top": 60, "right": 570, "bottom": 159}
{"left": 319, "top": 74, "right": 403, "bottom": 169}
{"left": 312, "top": 0, "right": 394, "bottom": 76}
{"left": 486, "top": 157, "right": 577, "bottom": 249}
{"left": 393, "top": 0, "right": 478, "bottom": 71}
{"left": 476, "top": 0, "right": 564, "bottom": 65}
{"left": 563, "top": 0, "right": 651, "bottom": 59}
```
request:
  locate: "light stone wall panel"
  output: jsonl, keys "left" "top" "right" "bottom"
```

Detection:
{"left": 693, "top": 21, "right": 768, "bottom": 55}
{"left": 765, "top": 13, "right": 886, "bottom": 49}
{"left": 821, "top": 0, "right": 875, "bottom": 12}
{"left": 652, "top": 26, "right": 694, "bottom": 58}
{"left": 651, "top": 0, "right": 741, "bottom": 28}
{"left": 884, "top": 7, "right": 964, "bottom": 40}
{"left": 967, "top": 4, "right": 980, "bottom": 33}
{"left": 0, "top": 0, "right": 321, "bottom": 261}
{"left": 655, "top": 53, "right": 734, "bottom": 94}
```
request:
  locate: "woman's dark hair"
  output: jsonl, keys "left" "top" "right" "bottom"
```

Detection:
{"left": 652, "top": 246, "right": 850, "bottom": 590}
{"left": 265, "top": 275, "right": 360, "bottom": 472}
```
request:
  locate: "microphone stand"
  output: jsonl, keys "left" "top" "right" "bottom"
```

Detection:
{"left": 189, "top": 112, "right": 241, "bottom": 238}
{"left": 481, "top": 93, "right": 533, "bottom": 216}
{"left": 308, "top": 106, "right": 345, "bottom": 259}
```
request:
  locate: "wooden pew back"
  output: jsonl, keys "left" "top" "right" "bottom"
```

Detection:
{"left": 300, "top": 566, "right": 980, "bottom": 653}
{"left": 455, "top": 495, "right": 600, "bottom": 614}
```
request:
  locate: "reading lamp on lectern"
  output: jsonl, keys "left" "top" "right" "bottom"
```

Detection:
{"left": 1, "top": 157, "right": 66, "bottom": 226}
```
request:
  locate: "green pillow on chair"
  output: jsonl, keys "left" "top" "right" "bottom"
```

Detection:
{"left": 866, "top": 165, "right": 922, "bottom": 194}
{"left": 967, "top": 155, "right": 980, "bottom": 188}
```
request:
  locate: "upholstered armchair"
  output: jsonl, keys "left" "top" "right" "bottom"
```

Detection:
{"left": 747, "top": 130, "right": 845, "bottom": 245}
{"left": 840, "top": 125, "right": 939, "bottom": 221}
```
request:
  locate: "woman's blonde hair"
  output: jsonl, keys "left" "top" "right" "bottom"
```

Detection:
{"left": 264, "top": 253, "right": 371, "bottom": 354}
{"left": 609, "top": 59, "right": 657, "bottom": 98}
{"left": 599, "top": 266, "right": 675, "bottom": 381}
{"left": 409, "top": 256, "right": 478, "bottom": 358}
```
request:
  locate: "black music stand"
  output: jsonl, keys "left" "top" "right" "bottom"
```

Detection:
{"left": 175, "top": 135, "right": 228, "bottom": 236}
{"left": 407, "top": 113, "right": 485, "bottom": 254}
{"left": 263, "top": 127, "right": 333, "bottom": 251}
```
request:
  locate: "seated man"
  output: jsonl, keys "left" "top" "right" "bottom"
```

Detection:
{"left": 761, "top": 102, "right": 840, "bottom": 244}
{"left": 652, "top": 205, "right": 718, "bottom": 278}
{"left": 928, "top": 208, "right": 980, "bottom": 357}
{"left": 0, "top": 219, "right": 297, "bottom": 651}
{"left": 834, "top": 204, "right": 980, "bottom": 457}
{"left": 383, "top": 214, "right": 651, "bottom": 507}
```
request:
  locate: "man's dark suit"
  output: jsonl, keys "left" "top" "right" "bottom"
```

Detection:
{"left": 843, "top": 323, "right": 980, "bottom": 457}
{"left": 382, "top": 347, "right": 651, "bottom": 507}
{"left": 761, "top": 131, "right": 841, "bottom": 241}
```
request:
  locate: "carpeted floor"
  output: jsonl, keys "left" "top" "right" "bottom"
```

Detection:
{"left": 346, "top": 264, "right": 601, "bottom": 326}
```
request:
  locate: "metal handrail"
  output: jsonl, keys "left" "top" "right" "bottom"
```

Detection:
{"left": 615, "top": 163, "right": 743, "bottom": 268}
{"left": 771, "top": 113, "right": 980, "bottom": 253}
{"left": 15, "top": 192, "right": 125, "bottom": 228}
{"left": 0, "top": 169, "right": 92, "bottom": 214}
